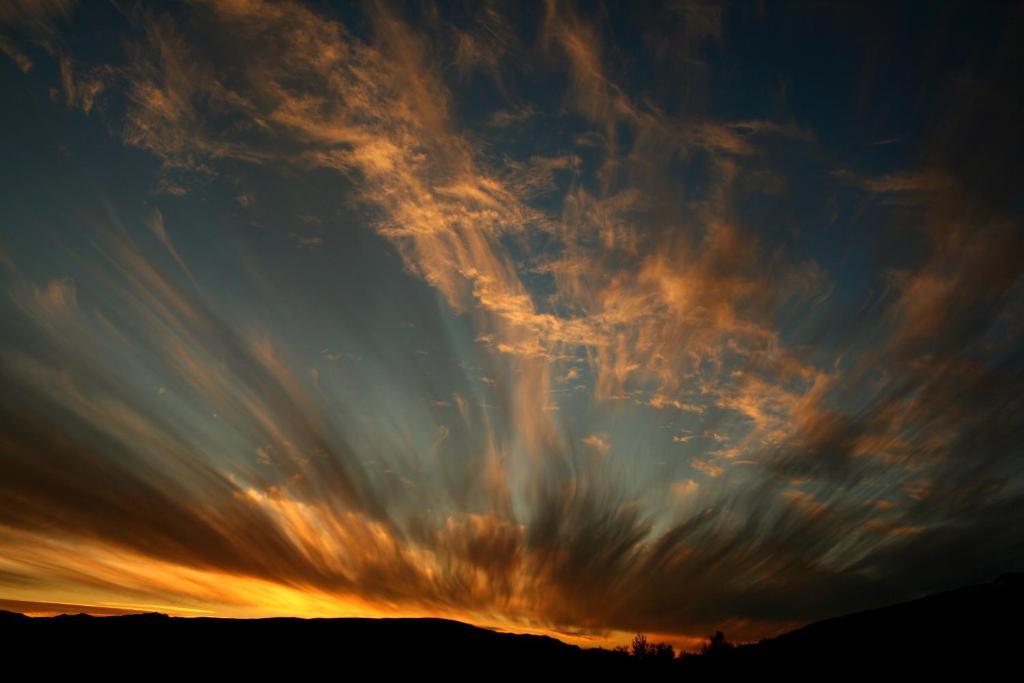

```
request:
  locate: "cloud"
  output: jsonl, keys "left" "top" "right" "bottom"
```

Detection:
{"left": 0, "top": 34, "right": 33, "bottom": 72}
{"left": 55, "top": 52, "right": 110, "bottom": 113}
{"left": 0, "top": 0, "right": 80, "bottom": 84}
{"left": 582, "top": 434, "right": 609, "bottom": 455}
{"left": 832, "top": 168, "right": 955, "bottom": 194}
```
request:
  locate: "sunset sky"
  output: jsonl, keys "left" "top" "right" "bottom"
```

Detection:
{"left": 1, "top": 0, "right": 1022, "bottom": 649}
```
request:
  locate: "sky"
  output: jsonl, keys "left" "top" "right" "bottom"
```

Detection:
{"left": 1, "top": 0, "right": 1023, "bottom": 650}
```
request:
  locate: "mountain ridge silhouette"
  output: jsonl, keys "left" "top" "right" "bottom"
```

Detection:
{"left": 3, "top": 573, "right": 1020, "bottom": 675}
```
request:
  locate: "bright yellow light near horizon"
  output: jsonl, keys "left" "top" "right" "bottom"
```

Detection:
{"left": 0, "top": 527, "right": 716, "bottom": 653}
{"left": 0, "top": 529, "right": 395, "bottom": 620}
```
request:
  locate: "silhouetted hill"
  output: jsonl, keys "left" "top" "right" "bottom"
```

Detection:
{"left": 1, "top": 609, "right": 636, "bottom": 675}
{"left": 683, "top": 572, "right": 1024, "bottom": 676}
{"left": 3, "top": 574, "right": 1021, "bottom": 675}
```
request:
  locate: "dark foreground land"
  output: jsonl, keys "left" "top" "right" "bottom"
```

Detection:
{"left": 2, "top": 573, "right": 1021, "bottom": 676}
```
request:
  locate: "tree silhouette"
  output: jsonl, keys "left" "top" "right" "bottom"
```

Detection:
{"left": 630, "top": 633, "right": 676, "bottom": 661}
{"left": 631, "top": 632, "right": 653, "bottom": 659}
{"left": 700, "top": 630, "right": 734, "bottom": 656}
{"left": 652, "top": 641, "right": 675, "bottom": 660}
